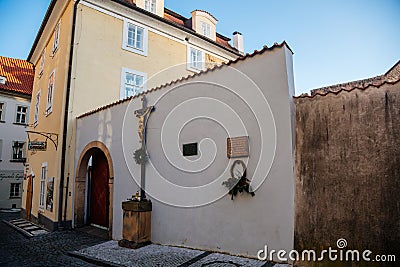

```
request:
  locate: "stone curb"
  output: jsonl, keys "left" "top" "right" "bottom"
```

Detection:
{"left": 2, "top": 220, "right": 33, "bottom": 238}
{"left": 68, "top": 251, "right": 124, "bottom": 267}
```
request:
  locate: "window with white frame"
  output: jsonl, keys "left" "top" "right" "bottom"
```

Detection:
{"left": 189, "top": 47, "right": 204, "bottom": 71}
{"left": 39, "top": 163, "right": 47, "bottom": 209}
{"left": 12, "top": 141, "right": 26, "bottom": 161}
{"left": 34, "top": 91, "right": 40, "bottom": 127}
{"left": 15, "top": 106, "right": 28, "bottom": 124}
{"left": 128, "top": 23, "right": 144, "bottom": 50}
{"left": 122, "top": 21, "right": 148, "bottom": 56}
{"left": 201, "top": 22, "right": 211, "bottom": 38}
{"left": 10, "top": 183, "right": 21, "bottom": 198}
{"left": 0, "top": 102, "right": 5, "bottom": 121}
{"left": 52, "top": 21, "right": 61, "bottom": 55}
{"left": 144, "top": 0, "right": 156, "bottom": 13}
{"left": 46, "top": 70, "right": 55, "bottom": 115}
{"left": 39, "top": 50, "right": 45, "bottom": 76}
{"left": 121, "top": 68, "right": 147, "bottom": 99}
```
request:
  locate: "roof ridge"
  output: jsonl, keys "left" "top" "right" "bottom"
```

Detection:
{"left": 164, "top": 7, "right": 189, "bottom": 20}
{"left": 385, "top": 59, "right": 400, "bottom": 76}
{"left": 294, "top": 79, "right": 400, "bottom": 99}
{"left": 192, "top": 9, "right": 218, "bottom": 22}
{"left": 299, "top": 59, "right": 400, "bottom": 98}
{"left": 77, "top": 41, "right": 291, "bottom": 119}
{"left": 310, "top": 74, "right": 385, "bottom": 93}
{"left": 0, "top": 55, "right": 33, "bottom": 64}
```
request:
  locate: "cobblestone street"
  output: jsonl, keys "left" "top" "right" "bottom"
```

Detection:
{"left": 0, "top": 212, "right": 106, "bottom": 267}
{"left": 0, "top": 212, "right": 284, "bottom": 267}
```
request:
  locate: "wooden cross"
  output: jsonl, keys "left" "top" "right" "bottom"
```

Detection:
{"left": 134, "top": 95, "right": 154, "bottom": 200}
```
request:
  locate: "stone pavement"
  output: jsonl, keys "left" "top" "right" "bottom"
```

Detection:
{"left": 72, "top": 241, "right": 289, "bottom": 267}
{"left": 1, "top": 212, "right": 289, "bottom": 266}
{"left": 0, "top": 212, "right": 106, "bottom": 267}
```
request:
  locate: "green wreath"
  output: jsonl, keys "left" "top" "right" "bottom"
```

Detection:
{"left": 222, "top": 160, "right": 255, "bottom": 200}
{"left": 133, "top": 148, "right": 148, "bottom": 165}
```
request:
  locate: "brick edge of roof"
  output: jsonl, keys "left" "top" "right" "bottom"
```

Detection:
{"left": 77, "top": 41, "right": 292, "bottom": 119}
{"left": 0, "top": 87, "right": 33, "bottom": 97}
{"left": 294, "top": 78, "right": 400, "bottom": 99}
{"left": 295, "top": 60, "right": 400, "bottom": 99}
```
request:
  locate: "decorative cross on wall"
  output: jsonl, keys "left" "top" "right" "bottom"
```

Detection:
{"left": 134, "top": 95, "right": 155, "bottom": 200}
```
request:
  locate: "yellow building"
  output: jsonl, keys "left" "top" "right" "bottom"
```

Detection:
{"left": 23, "top": 0, "right": 242, "bottom": 230}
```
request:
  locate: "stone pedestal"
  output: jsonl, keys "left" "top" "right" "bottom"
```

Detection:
{"left": 118, "top": 200, "right": 152, "bottom": 249}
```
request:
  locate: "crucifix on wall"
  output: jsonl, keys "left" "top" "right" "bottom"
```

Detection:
{"left": 133, "top": 95, "right": 155, "bottom": 200}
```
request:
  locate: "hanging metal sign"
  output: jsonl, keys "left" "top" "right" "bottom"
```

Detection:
{"left": 28, "top": 141, "right": 47, "bottom": 151}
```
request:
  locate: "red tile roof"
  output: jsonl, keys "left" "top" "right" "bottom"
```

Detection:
{"left": 119, "top": 1, "right": 235, "bottom": 49}
{"left": 0, "top": 56, "right": 34, "bottom": 96}
{"left": 162, "top": 8, "right": 236, "bottom": 51}
{"left": 78, "top": 41, "right": 292, "bottom": 119}
{"left": 28, "top": 0, "right": 240, "bottom": 61}
{"left": 296, "top": 60, "right": 400, "bottom": 99}
{"left": 164, "top": 10, "right": 185, "bottom": 26}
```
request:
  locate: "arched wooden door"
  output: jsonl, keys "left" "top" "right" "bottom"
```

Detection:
{"left": 88, "top": 151, "right": 109, "bottom": 228}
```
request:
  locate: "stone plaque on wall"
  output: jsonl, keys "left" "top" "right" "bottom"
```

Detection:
{"left": 227, "top": 136, "right": 249, "bottom": 158}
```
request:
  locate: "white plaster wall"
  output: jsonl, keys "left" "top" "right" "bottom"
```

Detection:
{"left": 0, "top": 94, "right": 30, "bottom": 209}
{"left": 75, "top": 45, "right": 295, "bottom": 261}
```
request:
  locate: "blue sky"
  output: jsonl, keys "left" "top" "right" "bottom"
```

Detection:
{"left": 0, "top": 0, "right": 398, "bottom": 94}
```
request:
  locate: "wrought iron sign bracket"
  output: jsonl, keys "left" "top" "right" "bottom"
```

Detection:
{"left": 26, "top": 131, "right": 59, "bottom": 151}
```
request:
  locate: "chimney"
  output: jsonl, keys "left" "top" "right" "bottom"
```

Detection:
{"left": 233, "top": 32, "right": 244, "bottom": 54}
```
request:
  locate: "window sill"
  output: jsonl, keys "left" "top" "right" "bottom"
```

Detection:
{"left": 187, "top": 66, "right": 204, "bottom": 73}
{"left": 9, "top": 196, "right": 21, "bottom": 199}
{"left": 10, "top": 159, "right": 26, "bottom": 163}
{"left": 122, "top": 45, "right": 148, "bottom": 57}
{"left": 13, "top": 122, "right": 28, "bottom": 126}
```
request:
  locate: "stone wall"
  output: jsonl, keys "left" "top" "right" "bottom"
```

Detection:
{"left": 294, "top": 82, "right": 400, "bottom": 266}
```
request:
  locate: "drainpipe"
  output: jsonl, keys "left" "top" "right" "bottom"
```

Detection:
{"left": 59, "top": 0, "right": 80, "bottom": 229}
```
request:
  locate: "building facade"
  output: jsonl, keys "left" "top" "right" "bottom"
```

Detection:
{"left": 74, "top": 43, "right": 295, "bottom": 260}
{"left": 23, "top": 0, "right": 242, "bottom": 230}
{"left": 0, "top": 56, "right": 34, "bottom": 209}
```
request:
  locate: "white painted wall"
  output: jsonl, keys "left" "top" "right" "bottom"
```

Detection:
{"left": 0, "top": 93, "right": 30, "bottom": 209}
{"left": 75, "top": 45, "right": 295, "bottom": 262}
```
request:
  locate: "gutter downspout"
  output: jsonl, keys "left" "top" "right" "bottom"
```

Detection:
{"left": 59, "top": 0, "right": 80, "bottom": 229}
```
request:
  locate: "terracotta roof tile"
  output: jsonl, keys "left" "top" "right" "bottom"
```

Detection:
{"left": 78, "top": 42, "right": 292, "bottom": 119}
{"left": 162, "top": 8, "right": 234, "bottom": 51}
{"left": 164, "top": 11, "right": 185, "bottom": 26}
{"left": 29, "top": 0, "right": 239, "bottom": 61}
{"left": 0, "top": 56, "right": 34, "bottom": 96}
{"left": 119, "top": 1, "right": 234, "bottom": 50}
{"left": 295, "top": 60, "right": 400, "bottom": 99}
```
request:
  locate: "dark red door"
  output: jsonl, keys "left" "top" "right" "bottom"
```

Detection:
{"left": 89, "top": 152, "right": 109, "bottom": 228}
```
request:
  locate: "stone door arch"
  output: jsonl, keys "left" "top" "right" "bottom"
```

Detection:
{"left": 75, "top": 141, "right": 114, "bottom": 238}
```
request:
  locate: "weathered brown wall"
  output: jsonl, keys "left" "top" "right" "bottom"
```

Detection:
{"left": 294, "top": 82, "right": 400, "bottom": 267}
